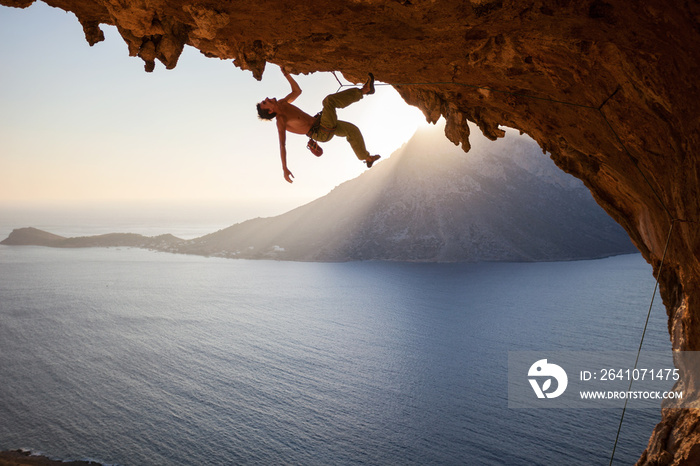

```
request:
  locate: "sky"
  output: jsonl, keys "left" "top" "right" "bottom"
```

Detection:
{"left": 0, "top": 2, "right": 429, "bottom": 224}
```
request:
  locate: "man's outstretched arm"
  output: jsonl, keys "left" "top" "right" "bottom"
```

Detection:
{"left": 280, "top": 67, "right": 301, "bottom": 104}
{"left": 276, "top": 117, "right": 294, "bottom": 183}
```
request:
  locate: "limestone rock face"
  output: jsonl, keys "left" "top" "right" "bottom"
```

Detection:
{"left": 2, "top": 0, "right": 698, "bottom": 463}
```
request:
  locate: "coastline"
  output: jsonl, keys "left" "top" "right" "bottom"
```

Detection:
{"left": 0, "top": 450, "right": 101, "bottom": 466}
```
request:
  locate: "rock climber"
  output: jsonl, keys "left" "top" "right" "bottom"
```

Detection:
{"left": 257, "top": 67, "right": 381, "bottom": 183}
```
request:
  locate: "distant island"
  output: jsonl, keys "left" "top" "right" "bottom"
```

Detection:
{"left": 1, "top": 227, "right": 183, "bottom": 252}
{"left": 1, "top": 124, "right": 637, "bottom": 262}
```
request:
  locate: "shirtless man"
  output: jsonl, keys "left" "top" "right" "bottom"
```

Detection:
{"left": 257, "top": 67, "right": 381, "bottom": 183}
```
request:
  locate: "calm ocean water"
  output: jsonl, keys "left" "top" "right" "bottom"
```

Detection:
{"left": 0, "top": 246, "right": 669, "bottom": 465}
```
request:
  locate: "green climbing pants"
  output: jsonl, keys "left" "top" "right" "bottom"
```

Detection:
{"left": 307, "top": 88, "right": 370, "bottom": 161}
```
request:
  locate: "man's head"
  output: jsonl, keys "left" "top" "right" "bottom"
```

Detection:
{"left": 257, "top": 98, "right": 278, "bottom": 120}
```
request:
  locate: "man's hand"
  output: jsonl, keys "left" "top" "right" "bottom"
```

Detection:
{"left": 284, "top": 168, "right": 295, "bottom": 183}
{"left": 280, "top": 66, "right": 300, "bottom": 103}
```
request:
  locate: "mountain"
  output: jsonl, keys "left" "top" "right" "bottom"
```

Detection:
{"left": 1, "top": 124, "right": 636, "bottom": 262}
{"left": 178, "top": 123, "right": 635, "bottom": 261}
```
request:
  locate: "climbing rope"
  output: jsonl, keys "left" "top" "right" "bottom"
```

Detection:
{"left": 608, "top": 219, "right": 675, "bottom": 465}
{"left": 333, "top": 74, "right": 599, "bottom": 109}
{"left": 330, "top": 72, "right": 693, "bottom": 463}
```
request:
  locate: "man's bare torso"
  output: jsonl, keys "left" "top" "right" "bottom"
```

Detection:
{"left": 276, "top": 101, "right": 316, "bottom": 135}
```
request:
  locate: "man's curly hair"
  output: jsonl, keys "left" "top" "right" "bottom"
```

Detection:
{"left": 256, "top": 103, "right": 277, "bottom": 120}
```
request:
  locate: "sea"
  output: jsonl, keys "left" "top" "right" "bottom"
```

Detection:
{"left": 0, "top": 211, "right": 672, "bottom": 465}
